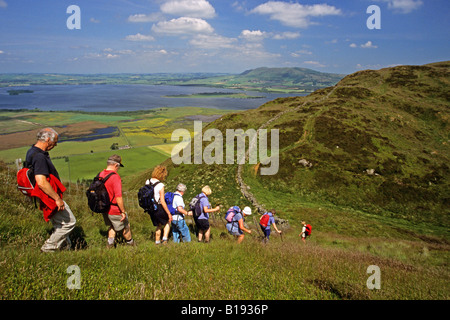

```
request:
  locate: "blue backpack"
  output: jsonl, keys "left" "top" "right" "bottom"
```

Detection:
{"left": 165, "top": 192, "right": 181, "bottom": 215}
{"left": 137, "top": 181, "right": 160, "bottom": 214}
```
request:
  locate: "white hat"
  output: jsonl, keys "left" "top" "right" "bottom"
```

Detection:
{"left": 242, "top": 206, "right": 252, "bottom": 215}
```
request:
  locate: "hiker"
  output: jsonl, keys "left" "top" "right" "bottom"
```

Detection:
{"left": 25, "top": 128, "right": 76, "bottom": 252}
{"left": 259, "top": 209, "right": 282, "bottom": 242}
{"left": 99, "top": 155, "right": 135, "bottom": 248}
{"left": 170, "top": 183, "right": 192, "bottom": 243}
{"left": 299, "top": 221, "right": 312, "bottom": 244}
{"left": 226, "top": 206, "right": 252, "bottom": 243}
{"left": 146, "top": 165, "right": 172, "bottom": 245}
{"left": 194, "top": 185, "right": 220, "bottom": 243}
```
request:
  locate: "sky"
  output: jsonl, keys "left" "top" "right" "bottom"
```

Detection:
{"left": 0, "top": 0, "right": 448, "bottom": 75}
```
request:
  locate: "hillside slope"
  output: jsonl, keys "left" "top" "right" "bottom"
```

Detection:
{"left": 156, "top": 62, "right": 449, "bottom": 229}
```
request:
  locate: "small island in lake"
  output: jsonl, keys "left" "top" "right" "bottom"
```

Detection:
{"left": 7, "top": 89, "right": 34, "bottom": 95}
{"left": 164, "top": 92, "right": 265, "bottom": 99}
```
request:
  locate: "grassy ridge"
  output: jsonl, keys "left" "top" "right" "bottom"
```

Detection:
{"left": 196, "top": 62, "right": 450, "bottom": 226}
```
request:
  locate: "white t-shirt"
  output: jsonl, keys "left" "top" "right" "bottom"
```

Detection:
{"left": 146, "top": 178, "right": 164, "bottom": 203}
{"left": 172, "top": 191, "right": 185, "bottom": 211}
{"left": 172, "top": 191, "right": 186, "bottom": 221}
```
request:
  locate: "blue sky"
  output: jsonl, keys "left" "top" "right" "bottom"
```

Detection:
{"left": 0, "top": 0, "right": 448, "bottom": 74}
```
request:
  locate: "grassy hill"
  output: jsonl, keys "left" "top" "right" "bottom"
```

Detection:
{"left": 160, "top": 61, "right": 449, "bottom": 227}
{"left": 0, "top": 62, "right": 448, "bottom": 301}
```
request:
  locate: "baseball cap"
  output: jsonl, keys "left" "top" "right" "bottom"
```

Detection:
{"left": 108, "top": 154, "right": 124, "bottom": 167}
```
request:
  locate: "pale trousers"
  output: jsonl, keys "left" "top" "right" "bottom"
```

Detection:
{"left": 41, "top": 201, "right": 76, "bottom": 252}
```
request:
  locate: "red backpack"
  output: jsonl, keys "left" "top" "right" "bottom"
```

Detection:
{"left": 304, "top": 224, "right": 312, "bottom": 236}
{"left": 17, "top": 167, "right": 36, "bottom": 197}
{"left": 260, "top": 213, "right": 271, "bottom": 227}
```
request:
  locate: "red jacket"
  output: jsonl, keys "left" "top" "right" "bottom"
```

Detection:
{"left": 31, "top": 174, "right": 66, "bottom": 222}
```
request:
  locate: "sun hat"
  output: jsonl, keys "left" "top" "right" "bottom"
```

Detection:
{"left": 242, "top": 206, "right": 252, "bottom": 215}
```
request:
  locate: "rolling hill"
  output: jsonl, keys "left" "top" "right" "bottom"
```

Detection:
{"left": 175, "top": 67, "right": 344, "bottom": 93}
{"left": 153, "top": 61, "right": 449, "bottom": 230}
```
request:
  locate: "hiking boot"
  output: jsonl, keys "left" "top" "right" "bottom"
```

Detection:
{"left": 126, "top": 239, "right": 136, "bottom": 247}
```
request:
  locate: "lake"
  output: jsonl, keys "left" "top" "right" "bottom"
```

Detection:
{"left": 0, "top": 84, "right": 304, "bottom": 112}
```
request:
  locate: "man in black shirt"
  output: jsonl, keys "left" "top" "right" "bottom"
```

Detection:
{"left": 26, "top": 128, "right": 76, "bottom": 252}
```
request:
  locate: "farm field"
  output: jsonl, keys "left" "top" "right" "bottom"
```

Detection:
{"left": 0, "top": 107, "right": 233, "bottom": 182}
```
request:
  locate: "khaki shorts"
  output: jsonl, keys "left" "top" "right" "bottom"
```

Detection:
{"left": 103, "top": 213, "right": 129, "bottom": 232}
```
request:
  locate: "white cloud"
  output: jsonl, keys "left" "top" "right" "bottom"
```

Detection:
{"left": 90, "top": 18, "right": 100, "bottom": 23}
{"left": 128, "top": 13, "right": 163, "bottom": 23}
{"left": 124, "top": 33, "right": 155, "bottom": 42}
{"left": 361, "top": 41, "right": 378, "bottom": 49}
{"left": 303, "top": 60, "right": 326, "bottom": 68}
{"left": 152, "top": 17, "right": 214, "bottom": 35}
{"left": 0, "top": 0, "right": 7, "bottom": 8}
{"left": 190, "top": 34, "right": 237, "bottom": 49}
{"left": 272, "top": 32, "right": 301, "bottom": 40}
{"left": 291, "top": 49, "right": 312, "bottom": 57}
{"left": 239, "top": 30, "right": 268, "bottom": 42}
{"left": 161, "top": 0, "right": 216, "bottom": 19}
{"left": 380, "top": 0, "right": 423, "bottom": 14}
{"left": 0, "top": 50, "right": 4, "bottom": 54}
{"left": 350, "top": 41, "right": 378, "bottom": 49}
{"left": 251, "top": 1, "right": 342, "bottom": 28}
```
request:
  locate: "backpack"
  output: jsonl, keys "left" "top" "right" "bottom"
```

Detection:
{"left": 189, "top": 194, "right": 205, "bottom": 219}
{"left": 304, "top": 224, "right": 312, "bottom": 236}
{"left": 17, "top": 167, "right": 36, "bottom": 197}
{"left": 17, "top": 152, "right": 37, "bottom": 197}
{"left": 137, "top": 181, "right": 160, "bottom": 214}
{"left": 225, "top": 206, "right": 240, "bottom": 223}
{"left": 86, "top": 172, "right": 117, "bottom": 213}
{"left": 165, "top": 192, "right": 181, "bottom": 215}
{"left": 260, "top": 212, "right": 271, "bottom": 227}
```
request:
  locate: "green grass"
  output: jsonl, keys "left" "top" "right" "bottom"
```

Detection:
{"left": 51, "top": 147, "right": 170, "bottom": 183}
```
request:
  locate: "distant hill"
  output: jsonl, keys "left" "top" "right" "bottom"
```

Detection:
{"left": 149, "top": 61, "right": 449, "bottom": 228}
{"left": 178, "top": 67, "right": 345, "bottom": 93}
{"left": 239, "top": 66, "right": 344, "bottom": 86}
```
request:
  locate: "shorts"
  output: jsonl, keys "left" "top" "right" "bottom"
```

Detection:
{"left": 149, "top": 204, "right": 169, "bottom": 226}
{"left": 103, "top": 212, "right": 129, "bottom": 232}
{"left": 195, "top": 218, "right": 210, "bottom": 231}
{"left": 227, "top": 222, "right": 243, "bottom": 236}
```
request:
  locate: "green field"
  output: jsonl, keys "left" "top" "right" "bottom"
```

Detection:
{"left": 51, "top": 147, "right": 169, "bottom": 183}
{"left": 0, "top": 107, "right": 233, "bottom": 182}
